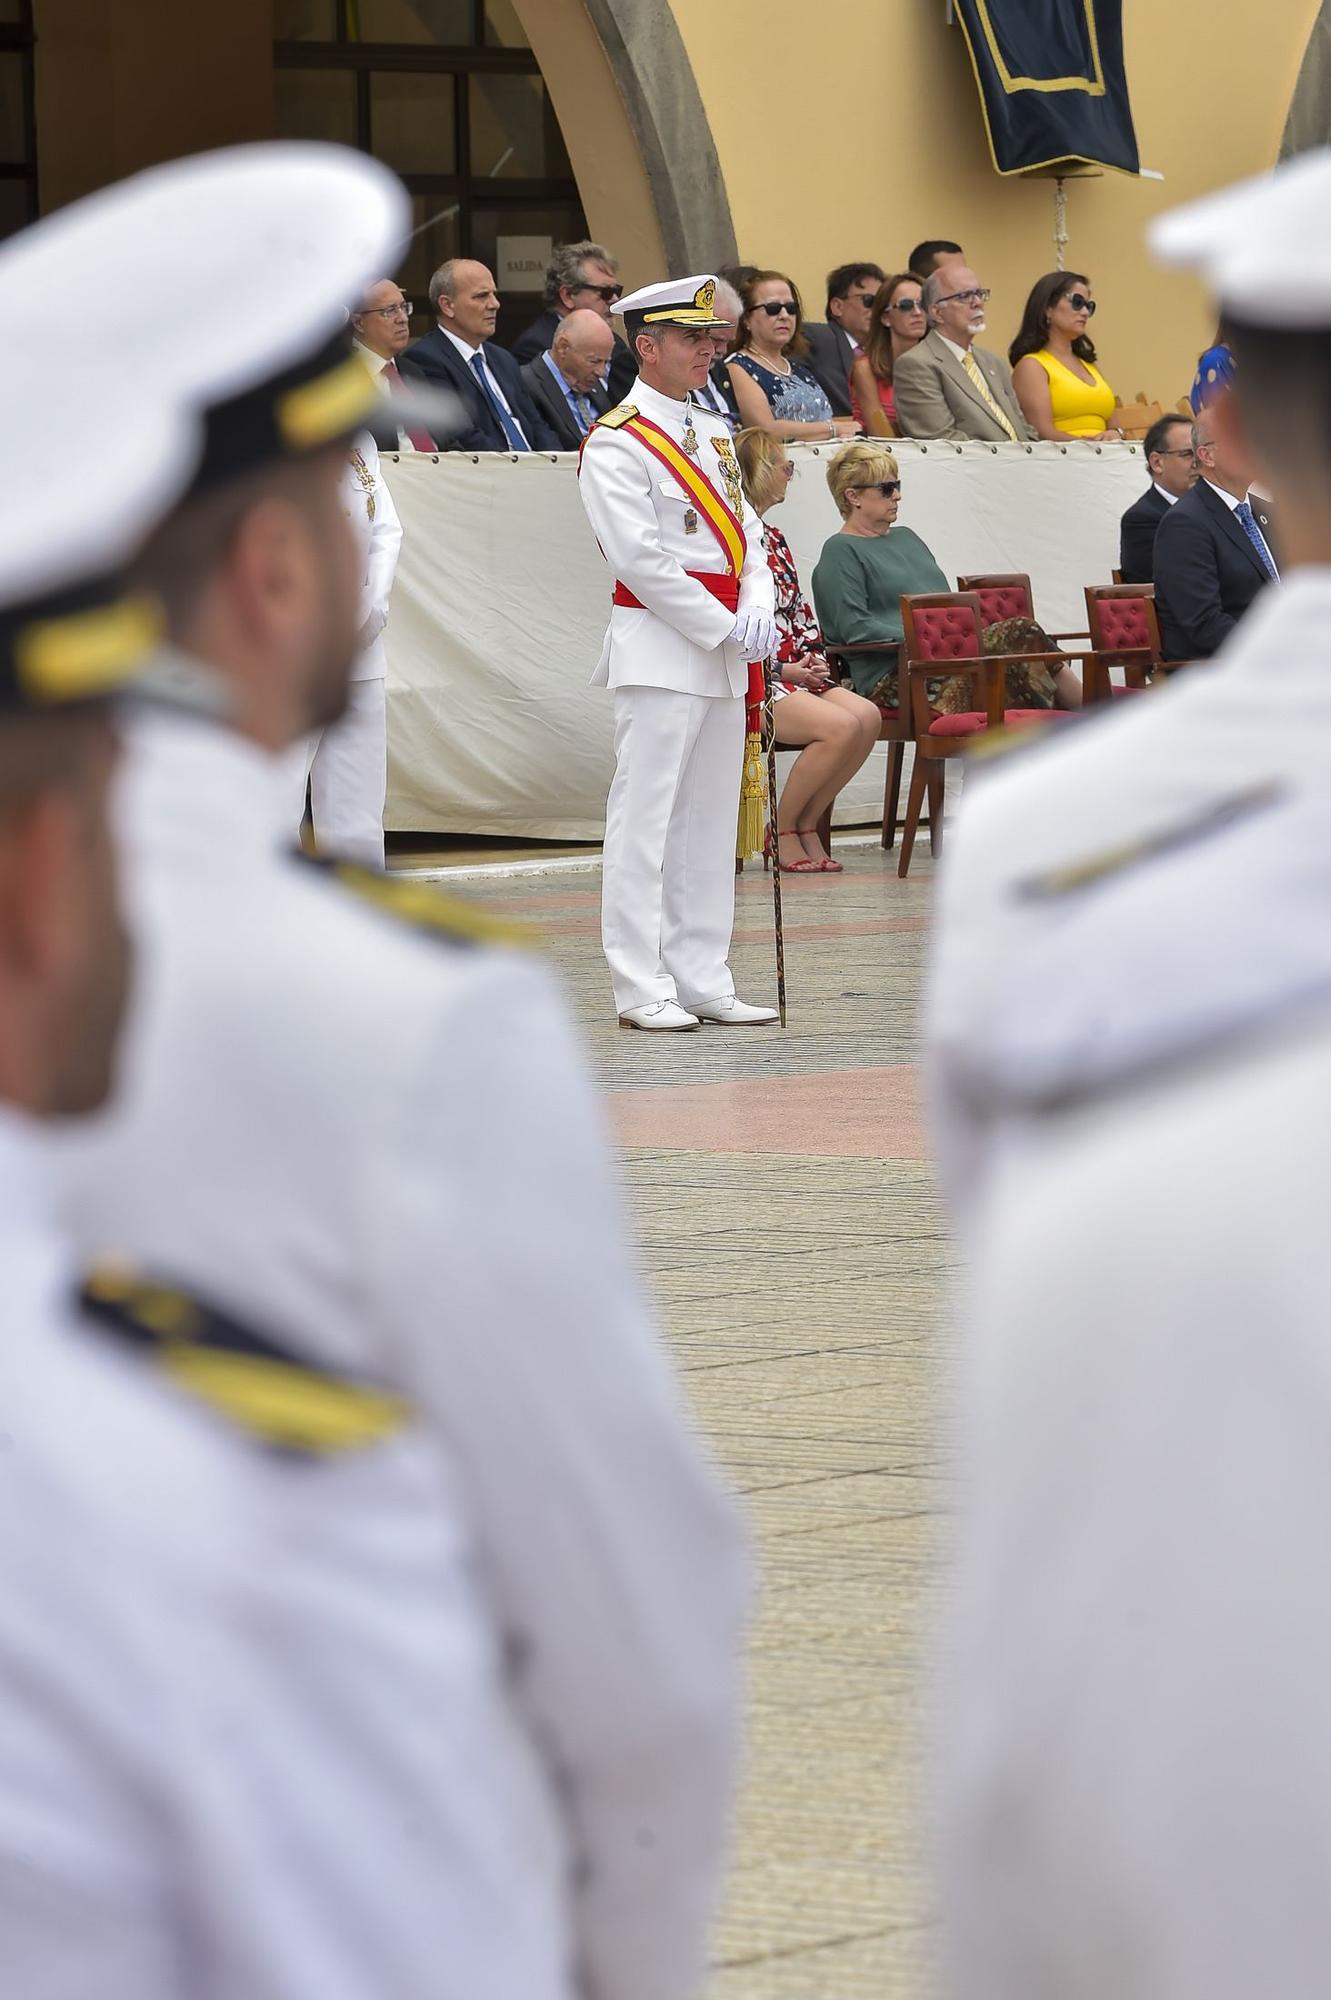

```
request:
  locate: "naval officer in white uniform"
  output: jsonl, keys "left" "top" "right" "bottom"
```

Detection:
{"left": 940, "top": 150, "right": 1331, "bottom": 2000}
{"left": 579, "top": 275, "right": 779, "bottom": 1030}
{"left": 3, "top": 145, "right": 749, "bottom": 2000}
{"left": 296, "top": 428, "right": 402, "bottom": 866}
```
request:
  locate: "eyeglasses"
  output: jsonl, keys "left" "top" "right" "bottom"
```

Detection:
{"left": 936, "top": 288, "right": 991, "bottom": 307}
{"left": 361, "top": 299, "right": 412, "bottom": 319}
{"left": 1154, "top": 445, "right": 1197, "bottom": 461}
{"left": 853, "top": 480, "right": 901, "bottom": 498}
{"left": 755, "top": 299, "right": 798, "bottom": 317}
{"left": 1065, "top": 293, "right": 1097, "bottom": 317}
{"left": 846, "top": 289, "right": 879, "bottom": 307}
{"left": 887, "top": 297, "right": 925, "bottom": 315}
{"left": 576, "top": 282, "right": 624, "bottom": 303}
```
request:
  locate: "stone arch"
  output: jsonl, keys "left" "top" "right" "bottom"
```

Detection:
{"left": 511, "top": 0, "right": 737, "bottom": 284}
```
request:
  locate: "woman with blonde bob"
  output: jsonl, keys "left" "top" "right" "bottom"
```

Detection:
{"left": 735, "top": 429, "right": 881, "bottom": 873}
{"left": 811, "top": 441, "right": 948, "bottom": 710}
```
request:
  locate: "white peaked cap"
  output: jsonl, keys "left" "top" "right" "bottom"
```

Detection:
{"left": 1150, "top": 147, "right": 1331, "bottom": 328}
{"left": 618, "top": 275, "right": 730, "bottom": 328}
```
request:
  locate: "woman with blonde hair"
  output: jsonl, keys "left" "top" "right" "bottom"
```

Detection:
{"left": 727, "top": 270, "right": 860, "bottom": 445}
{"left": 810, "top": 441, "right": 949, "bottom": 709}
{"left": 735, "top": 428, "right": 880, "bottom": 873}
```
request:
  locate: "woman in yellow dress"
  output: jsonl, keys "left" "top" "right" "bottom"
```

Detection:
{"left": 1009, "top": 272, "right": 1120, "bottom": 442}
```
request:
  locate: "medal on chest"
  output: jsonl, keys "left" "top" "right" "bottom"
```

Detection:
{"left": 712, "top": 435, "right": 744, "bottom": 516}
{"left": 679, "top": 402, "right": 702, "bottom": 532}
{"left": 349, "top": 447, "right": 377, "bottom": 523}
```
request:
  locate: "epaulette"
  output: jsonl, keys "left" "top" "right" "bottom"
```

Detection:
{"left": 295, "top": 853, "right": 538, "bottom": 951}
{"left": 78, "top": 1264, "right": 410, "bottom": 1457}
{"left": 594, "top": 404, "right": 638, "bottom": 431}
{"left": 1016, "top": 779, "right": 1283, "bottom": 903}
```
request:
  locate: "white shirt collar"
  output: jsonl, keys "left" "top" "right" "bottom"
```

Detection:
{"left": 439, "top": 324, "right": 485, "bottom": 364}
{"left": 1152, "top": 480, "right": 1180, "bottom": 505}
{"left": 353, "top": 339, "right": 389, "bottom": 376}
{"left": 938, "top": 332, "right": 973, "bottom": 363}
{"left": 1203, "top": 477, "right": 1249, "bottom": 514}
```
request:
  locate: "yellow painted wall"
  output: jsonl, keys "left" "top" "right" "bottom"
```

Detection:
{"left": 666, "top": 0, "right": 1320, "bottom": 405}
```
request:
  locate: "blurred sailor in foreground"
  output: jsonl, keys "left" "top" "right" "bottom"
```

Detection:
{"left": 579, "top": 276, "right": 778, "bottom": 1030}
{"left": 3, "top": 145, "right": 748, "bottom": 2000}
{"left": 927, "top": 149, "right": 1331, "bottom": 1225}
{"left": 294, "top": 425, "right": 402, "bottom": 866}
{"left": 939, "top": 148, "right": 1331, "bottom": 1999}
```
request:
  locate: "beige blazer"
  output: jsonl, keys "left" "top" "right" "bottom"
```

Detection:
{"left": 892, "top": 329, "right": 1036, "bottom": 443}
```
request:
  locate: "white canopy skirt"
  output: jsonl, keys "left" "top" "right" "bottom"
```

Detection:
{"left": 381, "top": 439, "right": 1151, "bottom": 841}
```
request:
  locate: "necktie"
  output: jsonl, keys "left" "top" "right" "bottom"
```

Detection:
{"left": 380, "top": 359, "right": 436, "bottom": 453}
{"left": 961, "top": 347, "right": 1019, "bottom": 442}
{"left": 573, "top": 391, "right": 596, "bottom": 434}
{"left": 468, "top": 351, "right": 529, "bottom": 452}
{"left": 1234, "top": 499, "right": 1279, "bottom": 580}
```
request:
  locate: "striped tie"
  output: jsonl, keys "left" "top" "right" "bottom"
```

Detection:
{"left": 961, "top": 348, "right": 1018, "bottom": 442}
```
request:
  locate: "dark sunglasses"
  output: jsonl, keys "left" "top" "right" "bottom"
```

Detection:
{"left": 578, "top": 282, "right": 624, "bottom": 303}
{"left": 755, "top": 298, "right": 798, "bottom": 317}
{"left": 855, "top": 480, "right": 901, "bottom": 498}
{"left": 1065, "top": 293, "right": 1097, "bottom": 316}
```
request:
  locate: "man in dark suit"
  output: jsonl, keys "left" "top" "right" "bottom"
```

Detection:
{"left": 1119, "top": 412, "right": 1198, "bottom": 584}
{"left": 1153, "top": 405, "right": 1279, "bottom": 659}
{"left": 802, "top": 262, "right": 884, "bottom": 417}
{"left": 508, "top": 239, "right": 637, "bottom": 405}
{"left": 399, "top": 259, "right": 561, "bottom": 454}
{"left": 518, "top": 308, "right": 614, "bottom": 451}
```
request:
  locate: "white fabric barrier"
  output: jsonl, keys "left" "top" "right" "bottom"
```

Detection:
{"left": 382, "top": 438, "right": 1149, "bottom": 841}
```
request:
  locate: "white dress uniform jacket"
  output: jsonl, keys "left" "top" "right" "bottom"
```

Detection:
{"left": 299, "top": 435, "right": 402, "bottom": 866}
{"left": 579, "top": 376, "right": 775, "bottom": 1013}
{"left": 580, "top": 376, "right": 772, "bottom": 698}
{"left": 926, "top": 567, "right": 1331, "bottom": 1223}
{"left": 0, "top": 1109, "right": 568, "bottom": 2000}
{"left": 51, "top": 702, "right": 749, "bottom": 2000}
{"left": 941, "top": 777, "right": 1331, "bottom": 2000}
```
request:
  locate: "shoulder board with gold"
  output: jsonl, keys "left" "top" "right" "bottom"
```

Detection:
{"left": 294, "top": 853, "right": 538, "bottom": 952}
{"left": 78, "top": 1263, "right": 411, "bottom": 1458}
{"left": 594, "top": 404, "right": 639, "bottom": 431}
{"left": 1016, "top": 779, "right": 1283, "bottom": 903}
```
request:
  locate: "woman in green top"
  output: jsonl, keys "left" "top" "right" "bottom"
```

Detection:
{"left": 811, "top": 442, "right": 949, "bottom": 708}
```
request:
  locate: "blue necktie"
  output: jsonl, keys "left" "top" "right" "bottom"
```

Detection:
{"left": 1235, "top": 499, "right": 1278, "bottom": 580}
{"left": 468, "top": 351, "right": 529, "bottom": 452}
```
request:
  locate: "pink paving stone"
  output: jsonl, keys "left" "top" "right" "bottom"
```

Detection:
{"left": 609, "top": 1065, "right": 926, "bottom": 1160}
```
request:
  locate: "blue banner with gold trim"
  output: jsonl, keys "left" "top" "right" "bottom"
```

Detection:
{"left": 953, "top": 0, "right": 1140, "bottom": 177}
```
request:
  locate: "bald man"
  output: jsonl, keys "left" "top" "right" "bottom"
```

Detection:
{"left": 520, "top": 306, "right": 615, "bottom": 451}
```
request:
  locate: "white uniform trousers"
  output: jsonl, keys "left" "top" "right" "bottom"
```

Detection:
{"left": 302, "top": 676, "right": 388, "bottom": 869}
{"left": 602, "top": 684, "right": 745, "bottom": 1014}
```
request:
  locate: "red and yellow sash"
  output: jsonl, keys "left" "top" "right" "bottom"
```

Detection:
{"left": 580, "top": 407, "right": 747, "bottom": 579}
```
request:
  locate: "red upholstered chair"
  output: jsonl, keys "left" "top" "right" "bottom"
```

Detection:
{"left": 957, "top": 571, "right": 1092, "bottom": 652}
{"left": 1082, "top": 583, "right": 1161, "bottom": 701}
{"left": 824, "top": 642, "right": 911, "bottom": 850}
{"left": 896, "top": 592, "right": 1071, "bottom": 878}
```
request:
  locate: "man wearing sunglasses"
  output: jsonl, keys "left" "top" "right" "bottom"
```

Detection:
{"left": 893, "top": 263, "right": 1035, "bottom": 443}
{"left": 1119, "top": 412, "right": 1199, "bottom": 584}
{"left": 509, "top": 238, "right": 638, "bottom": 404}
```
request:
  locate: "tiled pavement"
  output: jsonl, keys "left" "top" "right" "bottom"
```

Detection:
{"left": 454, "top": 843, "right": 952, "bottom": 2000}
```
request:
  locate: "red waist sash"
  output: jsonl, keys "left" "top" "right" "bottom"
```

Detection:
{"left": 613, "top": 572, "right": 740, "bottom": 613}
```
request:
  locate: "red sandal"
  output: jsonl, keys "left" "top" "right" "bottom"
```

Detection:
{"left": 764, "top": 826, "right": 823, "bottom": 874}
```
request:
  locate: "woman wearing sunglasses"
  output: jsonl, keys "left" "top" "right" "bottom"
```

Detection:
{"left": 727, "top": 270, "right": 860, "bottom": 444}
{"left": 1009, "top": 272, "right": 1120, "bottom": 442}
{"left": 734, "top": 428, "right": 881, "bottom": 872}
{"left": 849, "top": 272, "right": 930, "bottom": 436}
{"left": 811, "top": 442, "right": 949, "bottom": 710}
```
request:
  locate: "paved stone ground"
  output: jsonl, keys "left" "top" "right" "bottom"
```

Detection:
{"left": 451, "top": 842, "right": 952, "bottom": 2000}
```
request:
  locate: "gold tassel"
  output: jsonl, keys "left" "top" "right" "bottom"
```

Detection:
{"left": 737, "top": 727, "right": 766, "bottom": 861}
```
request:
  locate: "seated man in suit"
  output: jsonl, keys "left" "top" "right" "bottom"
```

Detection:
{"left": 399, "top": 258, "right": 561, "bottom": 454}
{"left": 1153, "top": 404, "right": 1278, "bottom": 659}
{"left": 519, "top": 307, "right": 614, "bottom": 450}
{"left": 1119, "top": 412, "right": 1198, "bottom": 583}
{"left": 893, "top": 266, "right": 1035, "bottom": 443}
{"left": 509, "top": 239, "right": 637, "bottom": 405}
{"left": 803, "top": 262, "right": 885, "bottom": 417}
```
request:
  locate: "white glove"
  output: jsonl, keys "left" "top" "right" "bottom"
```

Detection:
{"left": 729, "top": 609, "right": 778, "bottom": 659}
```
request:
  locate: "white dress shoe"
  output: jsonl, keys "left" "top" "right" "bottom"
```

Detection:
{"left": 688, "top": 995, "right": 780, "bottom": 1026}
{"left": 617, "top": 1000, "right": 700, "bottom": 1031}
